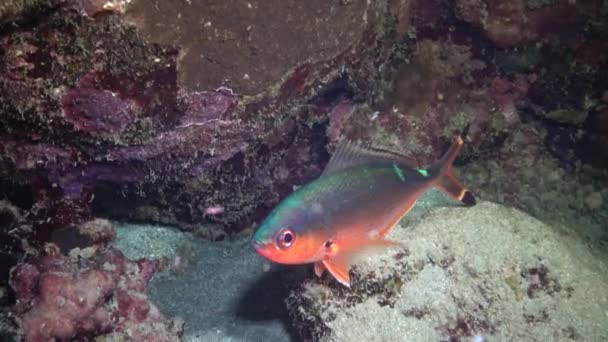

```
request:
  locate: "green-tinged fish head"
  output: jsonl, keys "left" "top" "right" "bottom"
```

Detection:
{"left": 252, "top": 195, "right": 327, "bottom": 265}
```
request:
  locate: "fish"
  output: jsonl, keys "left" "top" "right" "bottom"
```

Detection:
{"left": 251, "top": 136, "right": 476, "bottom": 287}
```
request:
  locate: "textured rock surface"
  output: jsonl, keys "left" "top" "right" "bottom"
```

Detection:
{"left": 1, "top": 0, "right": 606, "bottom": 245}
{"left": 9, "top": 219, "right": 183, "bottom": 341}
{"left": 0, "top": 0, "right": 403, "bottom": 246}
{"left": 123, "top": 0, "right": 372, "bottom": 95}
{"left": 0, "top": 0, "right": 61, "bottom": 24}
{"left": 454, "top": 0, "right": 591, "bottom": 48}
{"left": 286, "top": 202, "right": 608, "bottom": 341}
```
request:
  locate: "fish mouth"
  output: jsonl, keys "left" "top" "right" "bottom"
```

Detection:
{"left": 251, "top": 239, "right": 264, "bottom": 250}
{"left": 251, "top": 239, "right": 275, "bottom": 260}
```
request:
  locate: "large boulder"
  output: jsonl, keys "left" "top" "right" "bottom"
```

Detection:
{"left": 0, "top": 0, "right": 404, "bottom": 243}
{"left": 286, "top": 202, "right": 608, "bottom": 341}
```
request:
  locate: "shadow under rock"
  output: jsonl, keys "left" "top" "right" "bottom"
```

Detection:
{"left": 235, "top": 264, "right": 311, "bottom": 342}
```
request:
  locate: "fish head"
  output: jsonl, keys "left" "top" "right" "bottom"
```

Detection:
{"left": 252, "top": 199, "right": 327, "bottom": 265}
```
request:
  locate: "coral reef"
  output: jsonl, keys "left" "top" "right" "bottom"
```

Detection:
{"left": 455, "top": 0, "right": 590, "bottom": 48}
{"left": 0, "top": 0, "right": 404, "bottom": 246}
{"left": 0, "top": 0, "right": 62, "bottom": 24}
{"left": 1, "top": 0, "right": 606, "bottom": 246}
{"left": 286, "top": 202, "right": 608, "bottom": 341}
{"left": 460, "top": 121, "right": 608, "bottom": 247}
{"left": 9, "top": 219, "right": 183, "bottom": 341}
{"left": 1, "top": 0, "right": 607, "bottom": 340}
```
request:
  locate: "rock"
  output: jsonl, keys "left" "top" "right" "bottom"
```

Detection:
{"left": 6, "top": 217, "right": 182, "bottom": 341}
{"left": 0, "top": 200, "right": 27, "bottom": 310}
{"left": 454, "top": 0, "right": 589, "bottom": 48}
{"left": 542, "top": 108, "right": 589, "bottom": 125}
{"left": 123, "top": 0, "right": 372, "bottom": 95}
{"left": 0, "top": 0, "right": 62, "bottom": 25}
{"left": 50, "top": 218, "right": 116, "bottom": 254}
{"left": 336, "top": 37, "right": 504, "bottom": 166}
{"left": 76, "top": 218, "right": 116, "bottom": 245}
{"left": 584, "top": 191, "right": 603, "bottom": 210}
{"left": 9, "top": 244, "right": 180, "bottom": 341}
{"left": 0, "top": 0, "right": 398, "bottom": 240}
{"left": 73, "top": 0, "right": 131, "bottom": 17}
{"left": 1, "top": 0, "right": 607, "bottom": 293}
{"left": 286, "top": 202, "right": 608, "bottom": 341}
{"left": 579, "top": 107, "right": 608, "bottom": 168}
{"left": 495, "top": 46, "right": 542, "bottom": 74}
{"left": 0, "top": 305, "right": 18, "bottom": 342}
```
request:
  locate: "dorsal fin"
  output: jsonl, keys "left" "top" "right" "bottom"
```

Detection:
{"left": 322, "top": 139, "right": 419, "bottom": 176}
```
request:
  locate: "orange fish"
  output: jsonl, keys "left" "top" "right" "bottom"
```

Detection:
{"left": 252, "top": 136, "right": 475, "bottom": 287}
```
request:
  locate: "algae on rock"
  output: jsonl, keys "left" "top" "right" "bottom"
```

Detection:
{"left": 287, "top": 202, "right": 608, "bottom": 342}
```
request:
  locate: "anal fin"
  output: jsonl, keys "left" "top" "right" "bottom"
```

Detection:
{"left": 322, "top": 238, "right": 405, "bottom": 288}
{"left": 314, "top": 261, "right": 326, "bottom": 278}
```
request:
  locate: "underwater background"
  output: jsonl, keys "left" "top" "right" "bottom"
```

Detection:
{"left": 0, "top": 0, "right": 607, "bottom": 341}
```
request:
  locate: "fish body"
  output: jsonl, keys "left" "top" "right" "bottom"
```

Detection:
{"left": 252, "top": 136, "right": 475, "bottom": 287}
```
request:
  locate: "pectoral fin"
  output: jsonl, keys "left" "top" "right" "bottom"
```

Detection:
{"left": 322, "top": 258, "right": 351, "bottom": 287}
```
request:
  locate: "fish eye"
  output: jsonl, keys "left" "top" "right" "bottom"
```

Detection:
{"left": 276, "top": 228, "right": 296, "bottom": 249}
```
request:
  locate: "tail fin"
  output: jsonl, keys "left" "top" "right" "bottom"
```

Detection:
{"left": 429, "top": 136, "right": 476, "bottom": 206}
